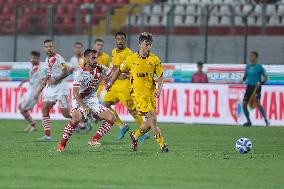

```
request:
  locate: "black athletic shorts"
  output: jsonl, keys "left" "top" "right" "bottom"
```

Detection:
{"left": 243, "top": 85, "right": 261, "bottom": 102}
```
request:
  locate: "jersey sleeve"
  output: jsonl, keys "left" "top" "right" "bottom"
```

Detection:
{"left": 58, "top": 56, "right": 67, "bottom": 70}
{"left": 120, "top": 57, "right": 131, "bottom": 72}
{"left": 105, "top": 54, "right": 110, "bottom": 67}
{"left": 260, "top": 64, "right": 267, "bottom": 76}
{"left": 154, "top": 56, "right": 163, "bottom": 77}
{"left": 73, "top": 69, "right": 83, "bottom": 87}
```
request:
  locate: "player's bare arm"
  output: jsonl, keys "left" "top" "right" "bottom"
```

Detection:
{"left": 107, "top": 66, "right": 121, "bottom": 90}
{"left": 34, "top": 77, "right": 48, "bottom": 99}
{"left": 155, "top": 76, "right": 164, "bottom": 98}
{"left": 18, "top": 79, "right": 29, "bottom": 88}
{"left": 47, "top": 65, "right": 70, "bottom": 86}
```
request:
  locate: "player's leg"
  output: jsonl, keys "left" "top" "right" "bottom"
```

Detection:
{"left": 18, "top": 98, "right": 37, "bottom": 132}
{"left": 59, "top": 95, "right": 72, "bottom": 118}
{"left": 88, "top": 107, "right": 116, "bottom": 147}
{"left": 242, "top": 86, "right": 253, "bottom": 126}
{"left": 146, "top": 110, "right": 168, "bottom": 152}
{"left": 38, "top": 101, "right": 55, "bottom": 140}
{"left": 255, "top": 87, "right": 269, "bottom": 125}
{"left": 103, "top": 91, "right": 129, "bottom": 139}
{"left": 57, "top": 109, "right": 83, "bottom": 151}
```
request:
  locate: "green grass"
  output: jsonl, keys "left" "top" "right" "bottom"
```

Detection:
{"left": 0, "top": 120, "right": 284, "bottom": 189}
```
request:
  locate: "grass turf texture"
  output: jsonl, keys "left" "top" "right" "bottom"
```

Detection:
{"left": 0, "top": 120, "right": 284, "bottom": 189}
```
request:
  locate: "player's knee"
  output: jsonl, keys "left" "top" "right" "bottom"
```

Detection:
{"left": 71, "top": 117, "right": 80, "bottom": 125}
{"left": 62, "top": 109, "right": 71, "bottom": 118}
{"left": 106, "top": 111, "right": 116, "bottom": 123}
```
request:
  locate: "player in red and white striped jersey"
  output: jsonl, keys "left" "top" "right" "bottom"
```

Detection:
{"left": 57, "top": 49, "right": 115, "bottom": 152}
{"left": 18, "top": 51, "right": 47, "bottom": 132}
{"left": 38, "top": 39, "right": 73, "bottom": 141}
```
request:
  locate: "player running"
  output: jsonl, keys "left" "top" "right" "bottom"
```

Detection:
{"left": 103, "top": 31, "right": 149, "bottom": 141}
{"left": 242, "top": 51, "right": 269, "bottom": 126}
{"left": 18, "top": 51, "right": 46, "bottom": 132}
{"left": 109, "top": 32, "right": 169, "bottom": 152}
{"left": 38, "top": 39, "right": 73, "bottom": 141}
{"left": 57, "top": 49, "right": 115, "bottom": 152}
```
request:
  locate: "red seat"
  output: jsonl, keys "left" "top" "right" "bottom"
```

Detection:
{"left": 23, "top": 7, "right": 35, "bottom": 15}
{"left": 50, "top": 0, "right": 58, "bottom": 4}
{"left": 0, "top": 0, "right": 7, "bottom": 4}
{"left": 7, "top": 0, "right": 16, "bottom": 4}
{"left": 67, "top": 5, "right": 76, "bottom": 14}
{"left": 62, "top": 0, "right": 72, "bottom": 4}
{"left": 73, "top": 0, "right": 83, "bottom": 4}
{"left": 85, "top": 0, "right": 94, "bottom": 3}
{"left": 2, "top": 6, "right": 14, "bottom": 15}
{"left": 39, "top": 0, "right": 50, "bottom": 4}
{"left": 56, "top": 5, "right": 67, "bottom": 15}
{"left": 105, "top": 0, "right": 114, "bottom": 4}
{"left": 37, "top": 7, "right": 47, "bottom": 15}
{"left": 115, "top": 0, "right": 128, "bottom": 3}
{"left": 63, "top": 17, "right": 75, "bottom": 25}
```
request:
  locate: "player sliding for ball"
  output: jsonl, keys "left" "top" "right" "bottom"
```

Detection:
{"left": 57, "top": 49, "right": 115, "bottom": 152}
{"left": 108, "top": 32, "right": 169, "bottom": 153}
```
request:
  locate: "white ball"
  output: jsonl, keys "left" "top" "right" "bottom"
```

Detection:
{"left": 235, "top": 138, "right": 252, "bottom": 154}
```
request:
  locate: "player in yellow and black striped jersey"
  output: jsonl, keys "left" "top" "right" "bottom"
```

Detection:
{"left": 103, "top": 32, "right": 147, "bottom": 141}
{"left": 109, "top": 32, "right": 168, "bottom": 152}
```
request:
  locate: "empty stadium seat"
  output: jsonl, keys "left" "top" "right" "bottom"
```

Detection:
{"left": 278, "top": 5, "right": 284, "bottom": 14}
{"left": 267, "top": 15, "right": 280, "bottom": 26}
{"left": 152, "top": 5, "right": 162, "bottom": 14}
{"left": 148, "top": 15, "right": 160, "bottom": 26}
{"left": 174, "top": 15, "right": 185, "bottom": 26}
{"left": 266, "top": 4, "right": 276, "bottom": 15}
{"left": 234, "top": 16, "right": 244, "bottom": 26}
{"left": 23, "top": 7, "right": 35, "bottom": 15}
{"left": 219, "top": 16, "right": 231, "bottom": 25}
{"left": 208, "top": 16, "right": 219, "bottom": 26}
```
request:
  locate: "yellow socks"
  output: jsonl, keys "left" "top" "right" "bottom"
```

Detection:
{"left": 134, "top": 115, "right": 143, "bottom": 127}
{"left": 110, "top": 108, "right": 124, "bottom": 126}
{"left": 134, "top": 129, "right": 145, "bottom": 139}
{"left": 155, "top": 133, "right": 165, "bottom": 148}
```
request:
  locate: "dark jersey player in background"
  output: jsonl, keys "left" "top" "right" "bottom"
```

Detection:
{"left": 242, "top": 51, "right": 269, "bottom": 126}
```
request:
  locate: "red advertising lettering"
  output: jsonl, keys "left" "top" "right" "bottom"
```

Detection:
{"left": 203, "top": 90, "right": 211, "bottom": 117}
{"left": 184, "top": 89, "right": 191, "bottom": 117}
{"left": 213, "top": 90, "right": 220, "bottom": 118}
{"left": 194, "top": 90, "right": 201, "bottom": 117}
{"left": 170, "top": 89, "right": 178, "bottom": 116}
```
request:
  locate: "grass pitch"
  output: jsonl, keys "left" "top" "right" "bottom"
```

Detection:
{"left": 0, "top": 120, "right": 284, "bottom": 189}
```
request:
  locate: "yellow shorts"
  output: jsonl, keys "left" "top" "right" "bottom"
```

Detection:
{"left": 133, "top": 94, "right": 156, "bottom": 114}
{"left": 103, "top": 79, "right": 135, "bottom": 110}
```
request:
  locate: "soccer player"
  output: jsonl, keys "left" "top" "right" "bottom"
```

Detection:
{"left": 18, "top": 51, "right": 46, "bottom": 132}
{"left": 57, "top": 49, "right": 115, "bottom": 152}
{"left": 38, "top": 39, "right": 73, "bottom": 141}
{"left": 109, "top": 32, "right": 169, "bottom": 152}
{"left": 242, "top": 51, "right": 269, "bottom": 126}
{"left": 92, "top": 38, "right": 110, "bottom": 67}
{"left": 69, "top": 42, "right": 84, "bottom": 68}
{"left": 92, "top": 38, "right": 111, "bottom": 99}
{"left": 103, "top": 31, "right": 148, "bottom": 141}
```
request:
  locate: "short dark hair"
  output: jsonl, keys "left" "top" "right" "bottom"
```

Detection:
{"left": 84, "top": 49, "right": 97, "bottom": 57}
{"left": 94, "top": 38, "right": 104, "bottom": 44}
{"left": 197, "top": 61, "right": 203, "bottom": 67}
{"left": 251, "top": 51, "right": 259, "bottom": 58}
{"left": 138, "top": 32, "right": 153, "bottom": 43}
{"left": 43, "top": 39, "right": 53, "bottom": 44}
{"left": 74, "top": 42, "right": 83, "bottom": 47}
{"left": 30, "top": 51, "right": 40, "bottom": 57}
{"left": 115, "top": 31, "right": 126, "bottom": 38}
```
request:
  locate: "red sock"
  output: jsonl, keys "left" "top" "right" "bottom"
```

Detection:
{"left": 60, "top": 122, "right": 76, "bottom": 147}
{"left": 42, "top": 116, "right": 51, "bottom": 136}
{"left": 92, "top": 120, "right": 114, "bottom": 141}
{"left": 24, "top": 112, "right": 36, "bottom": 127}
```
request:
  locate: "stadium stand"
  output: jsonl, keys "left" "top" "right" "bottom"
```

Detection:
{"left": 0, "top": 0, "right": 283, "bottom": 35}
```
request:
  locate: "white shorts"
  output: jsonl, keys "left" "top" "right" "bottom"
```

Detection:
{"left": 72, "top": 95, "right": 108, "bottom": 118}
{"left": 43, "top": 86, "right": 69, "bottom": 109}
{"left": 19, "top": 92, "right": 39, "bottom": 111}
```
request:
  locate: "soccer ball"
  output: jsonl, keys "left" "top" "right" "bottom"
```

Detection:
{"left": 235, "top": 138, "right": 252, "bottom": 154}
